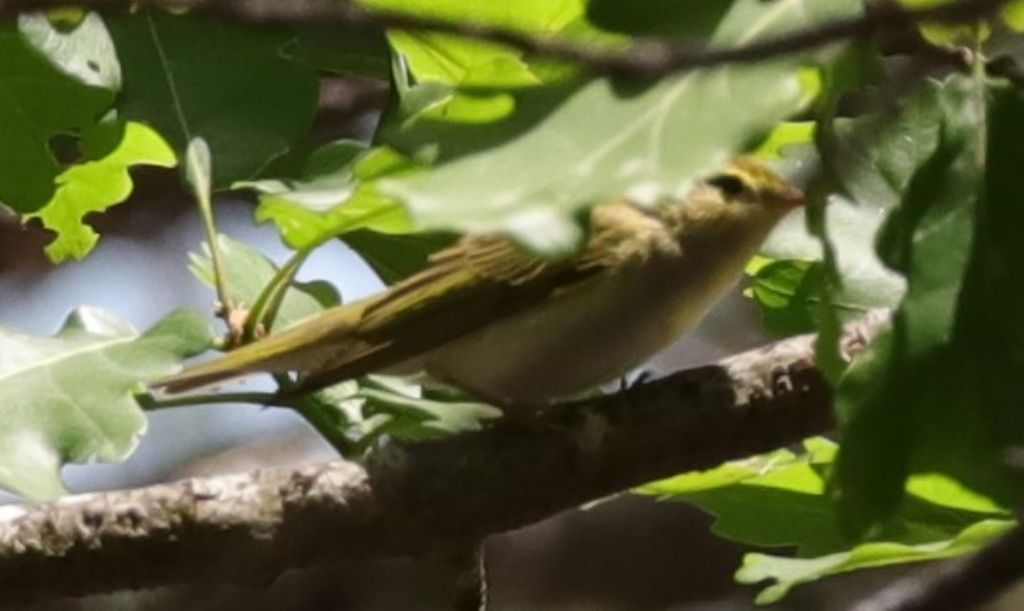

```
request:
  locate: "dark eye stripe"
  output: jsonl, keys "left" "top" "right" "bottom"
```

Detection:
{"left": 706, "top": 174, "right": 748, "bottom": 198}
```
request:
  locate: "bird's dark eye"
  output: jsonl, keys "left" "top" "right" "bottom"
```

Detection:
{"left": 706, "top": 174, "right": 749, "bottom": 198}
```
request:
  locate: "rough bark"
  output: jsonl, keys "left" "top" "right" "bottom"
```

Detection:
{"left": 0, "top": 311, "right": 888, "bottom": 604}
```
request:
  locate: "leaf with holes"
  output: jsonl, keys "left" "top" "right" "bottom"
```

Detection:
{"left": 0, "top": 15, "right": 115, "bottom": 212}
{"left": 28, "top": 121, "right": 176, "bottom": 263}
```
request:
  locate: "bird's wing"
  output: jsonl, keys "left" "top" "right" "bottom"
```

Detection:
{"left": 157, "top": 201, "right": 676, "bottom": 393}
{"left": 298, "top": 201, "right": 680, "bottom": 390}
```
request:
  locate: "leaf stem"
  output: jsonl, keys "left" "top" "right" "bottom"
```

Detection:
{"left": 196, "top": 195, "right": 231, "bottom": 314}
{"left": 184, "top": 139, "right": 233, "bottom": 324}
{"left": 243, "top": 247, "right": 312, "bottom": 341}
{"left": 970, "top": 26, "right": 988, "bottom": 166}
{"left": 138, "top": 390, "right": 280, "bottom": 410}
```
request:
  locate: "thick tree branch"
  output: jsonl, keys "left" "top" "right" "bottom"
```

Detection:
{"left": 0, "top": 311, "right": 888, "bottom": 604}
{"left": 852, "top": 523, "right": 1024, "bottom": 611}
{"left": 0, "top": 0, "right": 1009, "bottom": 79}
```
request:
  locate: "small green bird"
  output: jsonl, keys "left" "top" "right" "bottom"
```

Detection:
{"left": 157, "top": 157, "right": 803, "bottom": 407}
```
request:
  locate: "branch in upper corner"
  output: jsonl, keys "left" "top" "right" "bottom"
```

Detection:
{"left": 0, "top": 0, "right": 1010, "bottom": 79}
{"left": 0, "top": 310, "right": 888, "bottom": 604}
{"left": 851, "top": 523, "right": 1024, "bottom": 611}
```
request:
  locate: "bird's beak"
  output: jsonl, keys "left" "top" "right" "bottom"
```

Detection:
{"left": 779, "top": 185, "right": 805, "bottom": 208}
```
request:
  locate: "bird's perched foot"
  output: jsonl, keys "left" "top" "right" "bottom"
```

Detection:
{"left": 617, "top": 368, "right": 658, "bottom": 392}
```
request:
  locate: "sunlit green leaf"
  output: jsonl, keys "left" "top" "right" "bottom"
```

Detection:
{"left": 364, "top": 0, "right": 596, "bottom": 114}
{"left": 898, "top": 0, "right": 990, "bottom": 46}
{"left": 378, "top": 0, "right": 860, "bottom": 254}
{"left": 359, "top": 375, "right": 502, "bottom": 441}
{"left": 18, "top": 12, "right": 121, "bottom": 90}
{"left": 189, "top": 235, "right": 341, "bottom": 332}
{"left": 738, "top": 520, "right": 1014, "bottom": 605}
{"left": 754, "top": 122, "right": 815, "bottom": 160}
{"left": 297, "top": 375, "right": 501, "bottom": 455}
{"left": 1003, "top": 0, "right": 1024, "bottom": 30}
{"left": 0, "top": 308, "right": 211, "bottom": 499}
{"left": 28, "top": 121, "right": 176, "bottom": 263}
{"left": 246, "top": 143, "right": 416, "bottom": 250}
{"left": 640, "top": 437, "right": 1010, "bottom": 601}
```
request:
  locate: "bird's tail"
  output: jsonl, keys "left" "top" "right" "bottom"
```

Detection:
{"left": 152, "top": 306, "right": 362, "bottom": 393}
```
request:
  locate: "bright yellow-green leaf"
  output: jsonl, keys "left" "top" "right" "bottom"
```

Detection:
{"left": 1001, "top": 0, "right": 1024, "bottom": 30}
{"left": 754, "top": 122, "right": 815, "bottom": 159}
{"left": 899, "top": 0, "right": 990, "bottom": 45}
{"left": 245, "top": 143, "right": 416, "bottom": 250}
{"left": 739, "top": 520, "right": 1015, "bottom": 605}
{"left": 28, "top": 122, "right": 176, "bottom": 263}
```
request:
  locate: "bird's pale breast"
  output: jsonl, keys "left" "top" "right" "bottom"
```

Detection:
{"left": 422, "top": 228, "right": 764, "bottom": 405}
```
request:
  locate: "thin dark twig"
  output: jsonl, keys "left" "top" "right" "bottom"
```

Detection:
{"left": 0, "top": 0, "right": 1011, "bottom": 79}
{"left": 851, "top": 524, "right": 1024, "bottom": 611}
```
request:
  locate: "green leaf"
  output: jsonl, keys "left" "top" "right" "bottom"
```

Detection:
{"left": 0, "top": 308, "right": 211, "bottom": 499}
{"left": 640, "top": 438, "right": 1010, "bottom": 601}
{"left": 762, "top": 197, "right": 906, "bottom": 313}
{"left": 759, "top": 81, "right": 965, "bottom": 320}
{"left": 898, "top": 0, "right": 990, "bottom": 46}
{"left": 363, "top": 0, "right": 587, "bottom": 32}
{"left": 0, "top": 19, "right": 114, "bottom": 212}
{"left": 300, "top": 375, "right": 501, "bottom": 454}
{"left": 753, "top": 121, "right": 815, "bottom": 160}
{"left": 378, "top": 0, "right": 860, "bottom": 254}
{"left": 18, "top": 11, "right": 121, "bottom": 90}
{"left": 246, "top": 143, "right": 416, "bottom": 250}
{"left": 292, "top": 381, "right": 367, "bottom": 455}
{"left": 745, "top": 258, "right": 824, "bottom": 336}
{"left": 916, "top": 84, "right": 1024, "bottom": 505}
{"left": 27, "top": 121, "right": 176, "bottom": 263}
{"left": 280, "top": 29, "right": 391, "bottom": 79}
{"left": 359, "top": 376, "right": 502, "bottom": 441}
{"left": 108, "top": 11, "right": 318, "bottom": 186}
{"left": 744, "top": 254, "right": 886, "bottom": 336}
{"left": 640, "top": 443, "right": 848, "bottom": 555}
{"left": 640, "top": 438, "right": 1009, "bottom": 553}
{"left": 369, "top": 0, "right": 612, "bottom": 129}
{"left": 833, "top": 75, "right": 987, "bottom": 535}
{"left": 1002, "top": 0, "right": 1024, "bottom": 30}
{"left": 365, "top": 0, "right": 595, "bottom": 95}
{"left": 738, "top": 520, "right": 1014, "bottom": 605}
{"left": 189, "top": 235, "right": 341, "bottom": 331}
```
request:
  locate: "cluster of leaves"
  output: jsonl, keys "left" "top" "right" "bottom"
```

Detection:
{"left": 642, "top": 5, "right": 1024, "bottom": 601}
{"left": 639, "top": 438, "right": 1013, "bottom": 604}
{"left": 2, "top": 0, "right": 1024, "bottom": 603}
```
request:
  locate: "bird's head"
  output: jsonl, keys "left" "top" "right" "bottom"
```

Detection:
{"left": 701, "top": 156, "right": 804, "bottom": 209}
{"left": 663, "top": 156, "right": 804, "bottom": 233}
